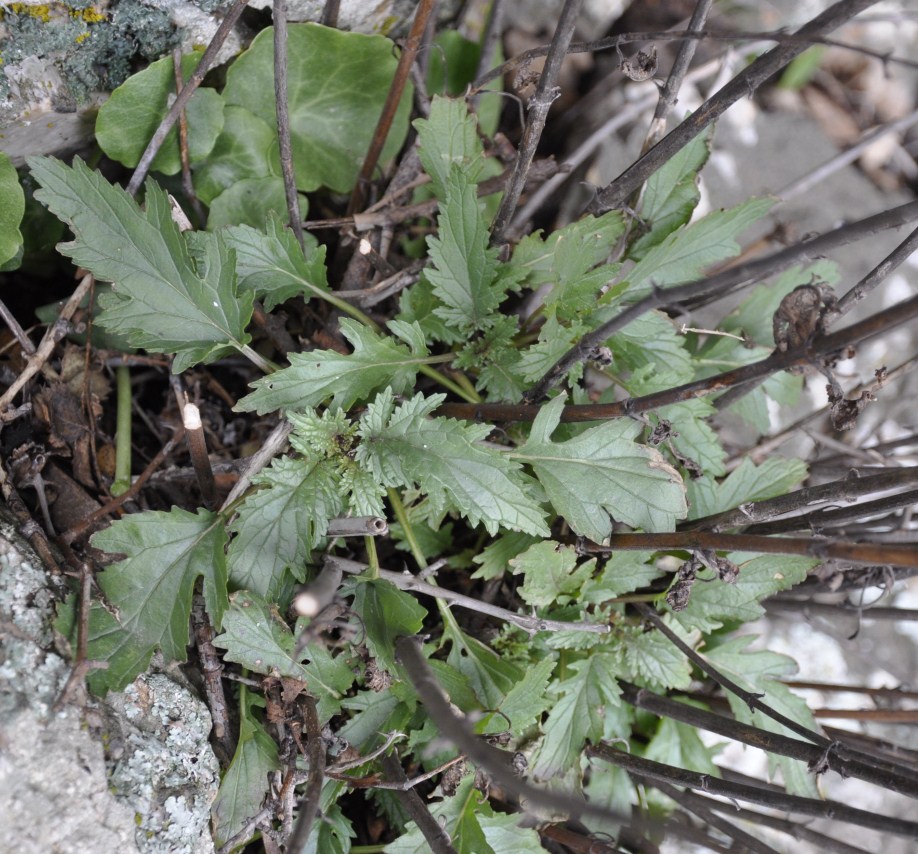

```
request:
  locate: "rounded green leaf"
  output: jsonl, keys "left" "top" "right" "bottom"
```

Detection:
{"left": 193, "top": 106, "right": 280, "bottom": 204}
{"left": 0, "top": 153, "right": 25, "bottom": 266}
{"left": 223, "top": 23, "right": 412, "bottom": 193}
{"left": 96, "top": 51, "right": 225, "bottom": 175}
{"left": 206, "top": 176, "right": 307, "bottom": 230}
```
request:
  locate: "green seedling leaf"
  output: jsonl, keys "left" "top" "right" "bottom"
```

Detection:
{"left": 221, "top": 212, "right": 321, "bottom": 310}
{"left": 471, "top": 531, "right": 540, "bottom": 580}
{"left": 212, "top": 690, "right": 280, "bottom": 849}
{"left": 29, "top": 157, "right": 254, "bottom": 373}
{"left": 96, "top": 51, "right": 224, "bottom": 175}
{"left": 87, "top": 507, "right": 228, "bottom": 692}
{"left": 301, "top": 781, "right": 353, "bottom": 854}
{"left": 707, "top": 636, "right": 819, "bottom": 797}
{"left": 356, "top": 389, "right": 549, "bottom": 537}
{"left": 509, "top": 541, "right": 596, "bottom": 608}
{"left": 193, "top": 105, "right": 281, "bottom": 205}
{"left": 674, "top": 554, "right": 815, "bottom": 632}
{"left": 415, "top": 96, "right": 486, "bottom": 200}
{"left": 239, "top": 319, "right": 431, "bottom": 415}
{"left": 0, "top": 153, "right": 25, "bottom": 265}
{"left": 353, "top": 577, "right": 427, "bottom": 674}
{"left": 427, "top": 167, "right": 502, "bottom": 331}
{"left": 651, "top": 399, "right": 726, "bottom": 478}
{"left": 512, "top": 395, "right": 687, "bottom": 539}
{"left": 227, "top": 456, "right": 343, "bottom": 600}
{"left": 621, "top": 622, "right": 692, "bottom": 692}
{"left": 223, "top": 24, "right": 412, "bottom": 193}
{"left": 493, "top": 656, "right": 556, "bottom": 738}
{"left": 609, "top": 310, "right": 694, "bottom": 394}
{"left": 532, "top": 654, "right": 623, "bottom": 779}
{"left": 686, "top": 456, "right": 807, "bottom": 519}
{"left": 630, "top": 127, "right": 712, "bottom": 260}
{"left": 206, "top": 175, "right": 306, "bottom": 231}
{"left": 624, "top": 196, "right": 774, "bottom": 297}
{"left": 339, "top": 688, "right": 410, "bottom": 751}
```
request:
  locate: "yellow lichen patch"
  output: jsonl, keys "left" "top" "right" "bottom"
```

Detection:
{"left": 75, "top": 29, "right": 90, "bottom": 43}
{"left": 72, "top": 6, "right": 106, "bottom": 23}
{"left": 7, "top": 4, "right": 54, "bottom": 22}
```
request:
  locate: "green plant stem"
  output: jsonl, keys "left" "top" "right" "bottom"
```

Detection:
{"left": 364, "top": 535, "right": 380, "bottom": 580}
{"left": 387, "top": 488, "right": 426, "bottom": 570}
{"left": 111, "top": 365, "right": 132, "bottom": 496}
{"left": 418, "top": 364, "right": 479, "bottom": 402}
{"left": 239, "top": 344, "right": 279, "bottom": 374}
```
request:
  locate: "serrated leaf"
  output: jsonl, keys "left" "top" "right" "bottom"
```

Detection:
{"left": 212, "top": 691, "right": 280, "bottom": 849}
{"left": 686, "top": 457, "right": 807, "bottom": 520}
{"left": 415, "top": 96, "right": 486, "bottom": 199}
{"left": 225, "top": 201, "right": 323, "bottom": 297}
{"left": 339, "top": 687, "right": 409, "bottom": 750}
{"left": 427, "top": 167, "right": 501, "bottom": 331}
{"left": 397, "top": 273, "right": 466, "bottom": 346}
{"left": 472, "top": 531, "right": 540, "bottom": 580}
{"left": 512, "top": 395, "right": 686, "bottom": 539}
{"left": 707, "top": 636, "right": 819, "bottom": 797}
{"left": 610, "top": 310, "right": 695, "bottom": 394}
{"left": 87, "top": 507, "right": 228, "bottom": 692}
{"left": 493, "top": 656, "right": 556, "bottom": 738}
{"left": 674, "top": 554, "right": 815, "bottom": 632}
{"left": 224, "top": 24, "right": 411, "bottom": 193}
{"left": 227, "top": 456, "right": 343, "bottom": 599}
{"left": 581, "top": 550, "right": 665, "bottom": 602}
{"left": 193, "top": 105, "right": 280, "bottom": 205}
{"left": 621, "top": 624, "right": 692, "bottom": 692}
{"left": 0, "top": 153, "right": 25, "bottom": 265}
{"left": 357, "top": 390, "right": 548, "bottom": 536}
{"left": 630, "top": 127, "right": 712, "bottom": 260}
{"left": 625, "top": 196, "right": 774, "bottom": 297}
{"left": 96, "top": 51, "right": 224, "bottom": 175}
{"left": 509, "top": 541, "right": 595, "bottom": 608}
{"left": 214, "top": 591, "right": 354, "bottom": 718}
{"left": 516, "top": 316, "right": 585, "bottom": 385}
{"left": 238, "top": 320, "right": 430, "bottom": 414}
{"left": 653, "top": 398, "right": 726, "bottom": 478}
{"left": 29, "top": 157, "right": 253, "bottom": 372}
{"left": 353, "top": 578, "right": 427, "bottom": 674}
{"left": 453, "top": 314, "right": 527, "bottom": 402}
{"left": 532, "top": 654, "right": 623, "bottom": 779}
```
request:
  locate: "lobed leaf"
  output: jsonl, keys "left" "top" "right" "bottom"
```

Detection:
{"left": 356, "top": 390, "right": 549, "bottom": 536}
{"left": 512, "top": 395, "right": 687, "bottom": 539}
{"left": 29, "top": 157, "right": 253, "bottom": 372}
{"left": 509, "top": 541, "right": 596, "bottom": 608}
{"left": 238, "top": 320, "right": 430, "bottom": 414}
{"left": 415, "top": 96, "right": 486, "bottom": 199}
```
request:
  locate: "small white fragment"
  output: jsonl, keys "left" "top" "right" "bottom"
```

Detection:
{"left": 182, "top": 402, "right": 202, "bottom": 430}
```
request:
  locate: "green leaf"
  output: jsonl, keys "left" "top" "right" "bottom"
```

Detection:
{"left": 644, "top": 715, "right": 720, "bottom": 776}
{"left": 532, "top": 654, "right": 623, "bottom": 779}
{"left": 214, "top": 591, "right": 354, "bottom": 718}
{"left": 228, "top": 457, "right": 343, "bottom": 600}
{"left": 212, "top": 690, "right": 280, "bottom": 849}
{"left": 621, "top": 623, "right": 692, "bottom": 692}
{"left": 96, "top": 51, "right": 224, "bottom": 175}
{"left": 356, "top": 390, "right": 548, "bottom": 537}
{"left": 193, "top": 105, "right": 280, "bottom": 204}
{"left": 220, "top": 212, "right": 321, "bottom": 310}
{"left": 223, "top": 24, "right": 411, "bottom": 193}
{"left": 510, "top": 212, "right": 625, "bottom": 321}
{"left": 609, "top": 310, "right": 694, "bottom": 394}
{"left": 353, "top": 578, "right": 427, "bottom": 674}
{"left": 516, "top": 316, "right": 585, "bottom": 384}
{"left": 494, "top": 656, "right": 556, "bottom": 738}
{"left": 706, "top": 636, "right": 819, "bottom": 797}
{"left": 29, "top": 157, "right": 254, "bottom": 373}
{"left": 625, "top": 196, "right": 774, "bottom": 297}
{"left": 238, "top": 320, "right": 430, "bottom": 415}
{"left": 87, "top": 507, "right": 228, "bottom": 692}
{"left": 509, "top": 541, "right": 595, "bottom": 608}
{"left": 674, "top": 554, "right": 815, "bottom": 632}
{"left": 427, "top": 167, "right": 502, "bottom": 331}
{"left": 415, "top": 96, "right": 486, "bottom": 200}
{"left": 301, "top": 782, "right": 354, "bottom": 854}
{"left": 581, "top": 550, "right": 665, "bottom": 602}
{"left": 472, "top": 532, "right": 540, "bottom": 580}
{"left": 444, "top": 619, "right": 522, "bottom": 709}
{"left": 206, "top": 175, "right": 306, "bottom": 231}
{"left": 512, "top": 395, "right": 687, "bottom": 539}
{"left": 653, "top": 399, "right": 726, "bottom": 478}
{"left": 0, "top": 153, "right": 25, "bottom": 265}
{"left": 630, "top": 127, "right": 712, "bottom": 260}
{"left": 686, "top": 456, "right": 807, "bottom": 520}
